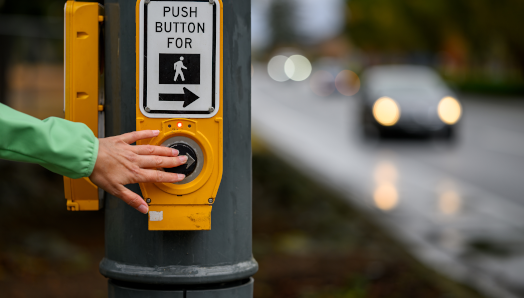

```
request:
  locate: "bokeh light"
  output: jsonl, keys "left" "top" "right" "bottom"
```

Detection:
{"left": 284, "top": 59, "right": 295, "bottom": 80}
{"left": 374, "top": 161, "right": 398, "bottom": 184}
{"left": 374, "top": 161, "right": 399, "bottom": 211}
{"left": 373, "top": 97, "right": 401, "bottom": 126}
{"left": 309, "top": 71, "right": 335, "bottom": 96}
{"left": 285, "top": 55, "right": 312, "bottom": 82}
{"left": 335, "top": 70, "right": 361, "bottom": 96}
{"left": 374, "top": 183, "right": 399, "bottom": 211}
{"left": 438, "top": 96, "right": 462, "bottom": 125}
{"left": 267, "top": 55, "right": 290, "bottom": 82}
{"left": 439, "top": 191, "right": 461, "bottom": 215}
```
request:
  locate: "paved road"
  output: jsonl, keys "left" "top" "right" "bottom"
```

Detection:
{"left": 252, "top": 66, "right": 524, "bottom": 298}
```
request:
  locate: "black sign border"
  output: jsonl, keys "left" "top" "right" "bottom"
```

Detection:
{"left": 143, "top": 0, "right": 216, "bottom": 115}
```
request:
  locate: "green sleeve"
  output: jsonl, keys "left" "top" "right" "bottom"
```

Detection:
{"left": 0, "top": 103, "right": 99, "bottom": 179}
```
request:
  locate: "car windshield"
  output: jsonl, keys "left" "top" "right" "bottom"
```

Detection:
{"left": 366, "top": 67, "right": 445, "bottom": 89}
{"left": 371, "top": 75, "right": 442, "bottom": 88}
{"left": 379, "top": 87, "right": 435, "bottom": 95}
{"left": 374, "top": 87, "right": 442, "bottom": 101}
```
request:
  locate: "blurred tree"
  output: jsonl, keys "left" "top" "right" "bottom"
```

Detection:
{"left": 268, "top": 0, "right": 299, "bottom": 50}
{"left": 0, "top": 0, "right": 65, "bottom": 104}
{"left": 346, "top": 0, "right": 524, "bottom": 75}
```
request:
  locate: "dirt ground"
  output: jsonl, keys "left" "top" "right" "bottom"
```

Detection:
{"left": 0, "top": 161, "right": 107, "bottom": 298}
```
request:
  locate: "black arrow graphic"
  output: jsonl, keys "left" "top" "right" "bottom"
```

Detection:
{"left": 159, "top": 88, "right": 200, "bottom": 108}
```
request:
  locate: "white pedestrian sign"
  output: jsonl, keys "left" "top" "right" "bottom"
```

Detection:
{"left": 138, "top": 0, "right": 221, "bottom": 118}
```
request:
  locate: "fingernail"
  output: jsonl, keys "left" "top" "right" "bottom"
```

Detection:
{"left": 179, "top": 155, "right": 188, "bottom": 163}
{"left": 172, "top": 149, "right": 179, "bottom": 156}
{"left": 178, "top": 174, "right": 186, "bottom": 180}
{"left": 138, "top": 204, "right": 149, "bottom": 214}
{"left": 152, "top": 130, "right": 160, "bottom": 135}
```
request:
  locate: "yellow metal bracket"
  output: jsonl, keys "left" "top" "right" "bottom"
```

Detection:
{"left": 63, "top": 0, "right": 105, "bottom": 211}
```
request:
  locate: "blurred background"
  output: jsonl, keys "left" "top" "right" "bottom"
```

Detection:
{"left": 1, "top": 0, "right": 524, "bottom": 297}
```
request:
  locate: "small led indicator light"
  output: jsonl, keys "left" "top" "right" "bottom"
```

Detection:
{"left": 177, "top": 122, "right": 183, "bottom": 128}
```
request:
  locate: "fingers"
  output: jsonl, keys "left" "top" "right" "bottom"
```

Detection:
{"left": 119, "top": 130, "right": 160, "bottom": 144}
{"left": 116, "top": 186, "right": 149, "bottom": 214}
{"left": 138, "top": 169, "right": 185, "bottom": 183}
{"left": 137, "top": 155, "right": 188, "bottom": 169}
{"left": 135, "top": 145, "right": 179, "bottom": 157}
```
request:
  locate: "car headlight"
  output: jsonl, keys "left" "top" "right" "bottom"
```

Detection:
{"left": 373, "top": 97, "right": 400, "bottom": 126}
{"left": 438, "top": 96, "right": 462, "bottom": 125}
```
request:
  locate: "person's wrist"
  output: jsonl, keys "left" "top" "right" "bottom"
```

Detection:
{"left": 85, "top": 137, "right": 100, "bottom": 177}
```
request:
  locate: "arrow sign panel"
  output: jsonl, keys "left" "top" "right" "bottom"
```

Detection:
{"left": 159, "top": 88, "right": 200, "bottom": 108}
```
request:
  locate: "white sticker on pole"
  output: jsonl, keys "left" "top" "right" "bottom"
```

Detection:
{"left": 138, "top": 0, "right": 220, "bottom": 118}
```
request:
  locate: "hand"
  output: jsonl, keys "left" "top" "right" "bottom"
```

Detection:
{"left": 89, "top": 130, "right": 187, "bottom": 214}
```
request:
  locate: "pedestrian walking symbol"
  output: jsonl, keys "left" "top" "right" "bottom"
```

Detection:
{"left": 159, "top": 54, "right": 200, "bottom": 85}
{"left": 174, "top": 56, "right": 187, "bottom": 82}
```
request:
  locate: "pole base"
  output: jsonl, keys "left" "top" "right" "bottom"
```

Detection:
{"left": 100, "top": 257, "right": 258, "bottom": 285}
{"left": 108, "top": 278, "right": 254, "bottom": 298}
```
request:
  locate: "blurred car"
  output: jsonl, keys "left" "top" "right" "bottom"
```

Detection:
{"left": 360, "top": 65, "right": 462, "bottom": 139}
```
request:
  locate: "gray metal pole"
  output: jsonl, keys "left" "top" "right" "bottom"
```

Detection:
{"left": 100, "top": 0, "right": 257, "bottom": 296}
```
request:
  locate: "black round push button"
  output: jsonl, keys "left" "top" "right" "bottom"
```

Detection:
{"left": 165, "top": 142, "right": 198, "bottom": 177}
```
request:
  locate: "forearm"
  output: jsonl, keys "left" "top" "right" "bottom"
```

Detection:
{"left": 0, "top": 104, "right": 98, "bottom": 178}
